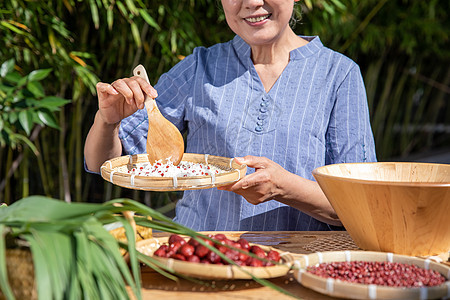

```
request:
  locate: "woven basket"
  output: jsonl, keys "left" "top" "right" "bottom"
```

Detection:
{"left": 0, "top": 248, "right": 37, "bottom": 300}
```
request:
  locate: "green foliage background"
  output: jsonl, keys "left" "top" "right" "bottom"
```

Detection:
{"left": 1, "top": 0, "right": 449, "bottom": 205}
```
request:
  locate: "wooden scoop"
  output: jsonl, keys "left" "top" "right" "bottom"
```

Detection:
{"left": 133, "top": 65, "right": 184, "bottom": 165}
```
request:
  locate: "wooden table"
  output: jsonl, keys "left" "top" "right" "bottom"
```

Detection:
{"left": 137, "top": 231, "right": 362, "bottom": 299}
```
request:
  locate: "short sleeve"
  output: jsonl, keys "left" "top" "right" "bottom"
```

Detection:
{"left": 325, "top": 64, "right": 377, "bottom": 164}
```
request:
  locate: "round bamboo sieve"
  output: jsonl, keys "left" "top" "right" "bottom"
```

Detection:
{"left": 101, "top": 153, "right": 247, "bottom": 191}
{"left": 293, "top": 250, "right": 450, "bottom": 300}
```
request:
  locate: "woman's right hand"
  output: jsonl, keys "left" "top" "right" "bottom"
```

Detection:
{"left": 95, "top": 76, "right": 158, "bottom": 125}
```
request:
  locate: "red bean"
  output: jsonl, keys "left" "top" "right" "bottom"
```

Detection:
{"left": 307, "top": 261, "right": 446, "bottom": 288}
{"left": 154, "top": 247, "right": 167, "bottom": 257}
{"left": 178, "top": 244, "right": 195, "bottom": 258}
{"left": 267, "top": 250, "right": 281, "bottom": 262}
{"left": 248, "top": 257, "right": 263, "bottom": 267}
{"left": 195, "top": 245, "right": 209, "bottom": 258}
{"left": 250, "top": 245, "right": 266, "bottom": 258}
{"left": 168, "top": 234, "right": 186, "bottom": 245}
{"left": 207, "top": 251, "right": 221, "bottom": 264}
{"left": 188, "top": 255, "right": 201, "bottom": 263}
{"left": 187, "top": 237, "right": 199, "bottom": 247}
{"left": 237, "top": 238, "right": 250, "bottom": 250}
{"left": 213, "top": 233, "right": 227, "bottom": 241}
{"left": 156, "top": 234, "right": 282, "bottom": 267}
{"left": 170, "top": 253, "right": 186, "bottom": 261}
{"left": 168, "top": 241, "right": 182, "bottom": 253}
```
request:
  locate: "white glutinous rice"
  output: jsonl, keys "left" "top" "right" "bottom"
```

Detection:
{"left": 121, "top": 158, "right": 225, "bottom": 177}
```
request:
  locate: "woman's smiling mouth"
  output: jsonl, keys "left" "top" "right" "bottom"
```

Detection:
{"left": 244, "top": 14, "right": 271, "bottom": 23}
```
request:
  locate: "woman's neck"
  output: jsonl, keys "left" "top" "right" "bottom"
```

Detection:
{"left": 250, "top": 29, "right": 308, "bottom": 65}
{"left": 250, "top": 29, "right": 308, "bottom": 92}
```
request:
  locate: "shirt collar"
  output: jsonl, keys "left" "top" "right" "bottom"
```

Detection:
{"left": 232, "top": 35, "right": 323, "bottom": 62}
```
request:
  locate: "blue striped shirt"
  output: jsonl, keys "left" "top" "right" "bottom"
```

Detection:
{"left": 119, "top": 35, "right": 377, "bottom": 231}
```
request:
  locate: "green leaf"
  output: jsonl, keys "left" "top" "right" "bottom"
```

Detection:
{"left": 27, "top": 69, "right": 52, "bottom": 82}
{"left": 26, "top": 81, "right": 45, "bottom": 98}
{"left": 26, "top": 234, "right": 53, "bottom": 300}
{"left": 107, "top": 6, "right": 114, "bottom": 30}
{"left": 124, "top": 0, "right": 138, "bottom": 15}
{"left": 130, "top": 22, "right": 142, "bottom": 48}
{"left": 116, "top": 1, "right": 128, "bottom": 17}
{"left": 0, "top": 225, "right": 16, "bottom": 300}
{"left": 3, "top": 71, "right": 21, "bottom": 84}
{"left": 37, "top": 109, "right": 60, "bottom": 129}
{"left": 38, "top": 96, "right": 70, "bottom": 110}
{"left": 18, "top": 109, "right": 33, "bottom": 135}
{"left": 138, "top": 9, "right": 160, "bottom": 31}
{"left": 0, "top": 59, "right": 15, "bottom": 78}
{"left": 11, "top": 133, "right": 39, "bottom": 155}
{"left": 89, "top": 0, "right": 100, "bottom": 29}
{"left": 0, "top": 196, "right": 115, "bottom": 223}
{"left": 0, "top": 20, "right": 28, "bottom": 35}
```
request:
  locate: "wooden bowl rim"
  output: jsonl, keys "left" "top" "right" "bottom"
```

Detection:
{"left": 313, "top": 162, "right": 450, "bottom": 187}
{"left": 293, "top": 250, "right": 450, "bottom": 300}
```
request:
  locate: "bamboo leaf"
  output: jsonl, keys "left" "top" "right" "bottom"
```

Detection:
{"left": 0, "top": 59, "right": 15, "bottom": 78}
{"left": 124, "top": 0, "right": 138, "bottom": 15}
{"left": 130, "top": 21, "right": 142, "bottom": 48}
{"left": 38, "top": 96, "right": 70, "bottom": 110}
{"left": 138, "top": 9, "right": 160, "bottom": 30}
{"left": 107, "top": 6, "right": 113, "bottom": 30}
{"left": 89, "top": 0, "right": 100, "bottom": 29}
{"left": 0, "top": 20, "right": 28, "bottom": 35}
{"left": 27, "top": 69, "right": 52, "bottom": 82}
{"left": 0, "top": 225, "right": 15, "bottom": 300}
{"left": 9, "top": 133, "right": 39, "bottom": 155}
{"left": 26, "top": 81, "right": 45, "bottom": 98}
{"left": 25, "top": 234, "right": 53, "bottom": 300}
{"left": 116, "top": 1, "right": 128, "bottom": 18}
{"left": 0, "top": 196, "right": 114, "bottom": 223}
{"left": 37, "top": 109, "right": 60, "bottom": 129}
{"left": 18, "top": 109, "right": 33, "bottom": 135}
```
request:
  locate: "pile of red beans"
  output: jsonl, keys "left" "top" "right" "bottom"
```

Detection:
{"left": 307, "top": 261, "right": 446, "bottom": 287}
{"left": 153, "top": 234, "right": 281, "bottom": 266}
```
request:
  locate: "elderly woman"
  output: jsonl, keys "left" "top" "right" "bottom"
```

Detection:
{"left": 84, "top": 0, "right": 377, "bottom": 231}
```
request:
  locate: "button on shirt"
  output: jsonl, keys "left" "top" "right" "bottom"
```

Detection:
{"left": 119, "top": 35, "right": 377, "bottom": 231}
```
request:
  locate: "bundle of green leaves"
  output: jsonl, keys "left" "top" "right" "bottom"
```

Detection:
{"left": 0, "top": 196, "right": 297, "bottom": 300}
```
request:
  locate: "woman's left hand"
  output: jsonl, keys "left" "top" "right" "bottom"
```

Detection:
{"left": 217, "top": 155, "right": 290, "bottom": 205}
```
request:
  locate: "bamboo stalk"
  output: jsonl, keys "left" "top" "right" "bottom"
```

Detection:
{"left": 34, "top": 137, "right": 51, "bottom": 197}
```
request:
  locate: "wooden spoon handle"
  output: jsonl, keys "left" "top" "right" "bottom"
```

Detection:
{"left": 131, "top": 64, "right": 184, "bottom": 165}
{"left": 133, "top": 64, "right": 155, "bottom": 110}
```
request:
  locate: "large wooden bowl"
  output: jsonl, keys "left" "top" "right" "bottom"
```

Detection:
{"left": 312, "top": 162, "right": 450, "bottom": 256}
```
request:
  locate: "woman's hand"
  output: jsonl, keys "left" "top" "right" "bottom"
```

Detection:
{"left": 218, "top": 155, "right": 342, "bottom": 225}
{"left": 217, "top": 155, "right": 289, "bottom": 205}
{"left": 96, "top": 76, "right": 158, "bottom": 125}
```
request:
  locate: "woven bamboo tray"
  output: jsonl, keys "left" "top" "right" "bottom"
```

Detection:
{"left": 293, "top": 251, "right": 450, "bottom": 300}
{"left": 101, "top": 153, "right": 247, "bottom": 191}
{"left": 135, "top": 235, "right": 294, "bottom": 280}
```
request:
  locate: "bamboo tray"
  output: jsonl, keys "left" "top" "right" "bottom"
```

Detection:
{"left": 292, "top": 251, "right": 450, "bottom": 300}
{"left": 101, "top": 153, "right": 247, "bottom": 191}
{"left": 135, "top": 236, "right": 294, "bottom": 280}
